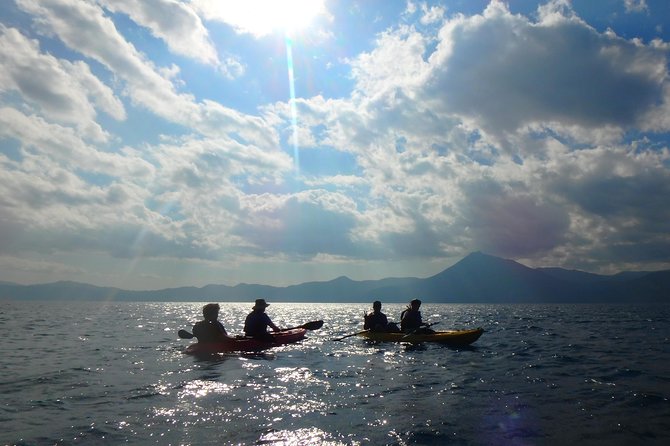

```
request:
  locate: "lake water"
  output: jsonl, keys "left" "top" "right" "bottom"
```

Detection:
{"left": 1, "top": 301, "right": 668, "bottom": 445}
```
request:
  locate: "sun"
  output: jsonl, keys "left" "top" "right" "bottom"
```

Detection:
{"left": 259, "top": 0, "right": 326, "bottom": 35}
{"left": 197, "top": 0, "right": 327, "bottom": 37}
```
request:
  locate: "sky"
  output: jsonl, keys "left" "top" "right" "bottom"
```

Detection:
{"left": 1, "top": 0, "right": 669, "bottom": 290}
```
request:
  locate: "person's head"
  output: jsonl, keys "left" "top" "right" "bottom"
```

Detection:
{"left": 202, "top": 303, "right": 220, "bottom": 321}
{"left": 253, "top": 298, "right": 270, "bottom": 312}
{"left": 409, "top": 298, "right": 421, "bottom": 310}
{"left": 372, "top": 300, "right": 382, "bottom": 311}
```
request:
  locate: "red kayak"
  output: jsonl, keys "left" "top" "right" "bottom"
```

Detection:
{"left": 184, "top": 328, "right": 307, "bottom": 354}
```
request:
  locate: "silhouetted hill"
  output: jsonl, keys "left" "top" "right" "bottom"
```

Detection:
{"left": 537, "top": 267, "right": 609, "bottom": 283}
{"left": 424, "top": 252, "right": 566, "bottom": 301}
{"left": 538, "top": 267, "right": 650, "bottom": 283}
{"left": 1, "top": 252, "right": 668, "bottom": 303}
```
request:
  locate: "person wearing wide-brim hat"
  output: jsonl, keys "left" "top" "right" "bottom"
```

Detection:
{"left": 244, "top": 298, "right": 280, "bottom": 341}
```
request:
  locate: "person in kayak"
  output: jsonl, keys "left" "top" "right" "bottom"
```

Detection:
{"left": 244, "top": 299, "right": 281, "bottom": 342}
{"left": 400, "top": 298, "right": 433, "bottom": 333}
{"left": 192, "top": 303, "right": 231, "bottom": 343}
{"left": 364, "top": 300, "right": 390, "bottom": 331}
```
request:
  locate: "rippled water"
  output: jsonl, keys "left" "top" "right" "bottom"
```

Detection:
{"left": 1, "top": 301, "right": 669, "bottom": 445}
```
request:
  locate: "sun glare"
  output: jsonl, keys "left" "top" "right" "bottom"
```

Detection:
{"left": 207, "top": 0, "right": 326, "bottom": 37}
{"left": 265, "top": 0, "right": 325, "bottom": 34}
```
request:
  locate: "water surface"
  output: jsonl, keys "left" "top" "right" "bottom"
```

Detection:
{"left": 1, "top": 302, "right": 668, "bottom": 445}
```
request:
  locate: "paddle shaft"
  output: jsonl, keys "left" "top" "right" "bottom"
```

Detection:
{"left": 332, "top": 319, "right": 402, "bottom": 341}
{"left": 332, "top": 329, "right": 369, "bottom": 341}
{"left": 401, "top": 321, "right": 440, "bottom": 339}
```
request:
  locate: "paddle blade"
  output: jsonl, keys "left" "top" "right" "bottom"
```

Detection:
{"left": 283, "top": 320, "right": 325, "bottom": 331}
{"left": 178, "top": 329, "right": 194, "bottom": 339}
{"left": 302, "top": 320, "right": 324, "bottom": 330}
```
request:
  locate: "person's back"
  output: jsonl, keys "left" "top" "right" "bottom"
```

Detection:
{"left": 244, "top": 310, "right": 273, "bottom": 336}
{"left": 364, "top": 300, "right": 389, "bottom": 331}
{"left": 400, "top": 299, "right": 423, "bottom": 332}
{"left": 244, "top": 299, "right": 279, "bottom": 340}
{"left": 193, "top": 303, "right": 228, "bottom": 343}
{"left": 364, "top": 311, "right": 388, "bottom": 330}
{"left": 193, "top": 320, "right": 227, "bottom": 343}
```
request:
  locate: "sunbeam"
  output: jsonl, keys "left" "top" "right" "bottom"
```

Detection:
{"left": 286, "top": 36, "right": 300, "bottom": 175}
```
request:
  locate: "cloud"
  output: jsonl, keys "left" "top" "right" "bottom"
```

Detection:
{"left": 16, "top": 0, "right": 194, "bottom": 116}
{"left": 0, "top": 25, "right": 124, "bottom": 142}
{"left": 96, "top": 0, "right": 244, "bottom": 78}
{"left": 404, "top": 0, "right": 445, "bottom": 26}
{"left": 0, "top": 107, "right": 151, "bottom": 177}
{"left": 98, "top": 0, "right": 218, "bottom": 65}
{"left": 624, "top": 0, "right": 648, "bottom": 14}
{"left": 0, "top": 108, "right": 287, "bottom": 265}
{"left": 2, "top": 0, "right": 669, "bottom": 286}
{"left": 0, "top": 254, "right": 84, "bottom": 280}
{"left": 234, "top": 189, "right": 362, "bottom": 258}
{"left": 457, "top": 180, "right": 570, "bottom": 258}
{"left": 351, "top": 25, "right": 430, "bottom": 100}
{"left": 423, "top": 1, "right": 668, "bottom": 139}
{"left": 549, "top": 145, "right": 670, "bottom": 244}
{"left": 286, "top": 0, "right": 670, "bottom": 269}
{"left": 16, "top": 0, "right": 270, "bottom": 143}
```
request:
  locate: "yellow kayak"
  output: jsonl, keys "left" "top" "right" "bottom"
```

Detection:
{"left": 358, "top": 327, "right": 484, "bottom": 346}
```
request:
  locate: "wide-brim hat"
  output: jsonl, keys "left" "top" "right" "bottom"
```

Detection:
{"left": 253, "top": 298, "right": 270, "bottom": 309}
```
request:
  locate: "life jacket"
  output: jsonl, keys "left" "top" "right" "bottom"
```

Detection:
{"left": 192, "top": 320, "right": 226, "bottom": 342}
{"left": 364, "top": 311, "right": 388, "bottom": 330}
{"left": 400, "top": 309, "right": 422, "bottom": 331}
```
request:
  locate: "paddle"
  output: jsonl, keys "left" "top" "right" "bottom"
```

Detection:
{"left": 178, "top": 320, "right": 323, "bottom": 340}
{"left": 178, "top": 329, "right": 194, "bottom": 339}
{"left": 332, "top": 329, "right": 369, "bottom": 341}
{"left": 281, "top": 320, "right": 324, "bottom": 331}
{"left": 401, "top": 321, "right": 440, "bottom": 339}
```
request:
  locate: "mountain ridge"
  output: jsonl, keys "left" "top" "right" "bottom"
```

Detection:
{"left": 1, "top": 252, "right": 668, "bottom": 303}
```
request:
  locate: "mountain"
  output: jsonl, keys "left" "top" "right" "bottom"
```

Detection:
{"left": 537, "top": 267, "right": 610, "bottom": 283}
{"left": 538, "top": 267, "right": 651, "bottom": 283}
{"left": 1, "top": 252, "right": 668, "bottom": 303}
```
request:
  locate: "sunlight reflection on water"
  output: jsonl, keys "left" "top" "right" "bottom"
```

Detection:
{"left": 1, "top": 302, "right": 668, "bottom": 445}
{"left": 257, "top": 426, "right": 354, "bottom": 446}
{"left": 180, "top": 380, "right": 234, "bottom": 398}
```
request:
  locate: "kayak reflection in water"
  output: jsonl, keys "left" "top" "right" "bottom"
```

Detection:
{"left": 244, "top": 299, "right": 281, "bottom": 342}
{"left": 400, "top": 298, "right": 434, "bottom": 334}
{"left": 192, "top": 303, "right": 232, "bottom": 343}
{"left": 364, "top": 300, "right": 398, "bottom": 332}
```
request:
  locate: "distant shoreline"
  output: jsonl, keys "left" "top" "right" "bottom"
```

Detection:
{"left": 1, "top": 253, "right": 668, "bottom": 304}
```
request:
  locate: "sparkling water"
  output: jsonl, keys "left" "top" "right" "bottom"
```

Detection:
{"left": 1, "top": 301, "right": 668, "bottom": 445}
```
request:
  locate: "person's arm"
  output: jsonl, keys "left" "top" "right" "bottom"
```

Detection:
{"left": 243, "top": 314, "right": 252, "bottom": 336}
{"left": 264, "top": 313, "right": 280, "bottom": 331}
{"left": 363, "top": 314, "right": 372, "bottom": 329}
{"left": 192, "top": 322, "right": 202, "bottom": 340}
{"left": 216, "top": 321, "right": 229, "bottom": 337}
